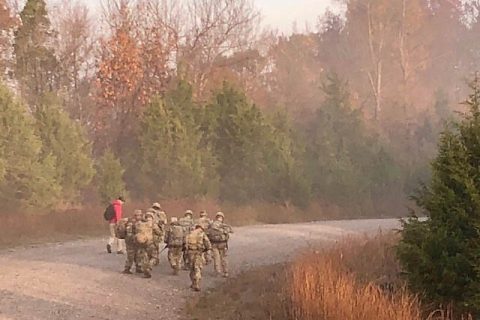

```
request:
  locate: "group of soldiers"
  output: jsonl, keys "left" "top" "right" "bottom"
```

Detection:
{"left": 115, "top": 203, "right": 233, "bottom": 291}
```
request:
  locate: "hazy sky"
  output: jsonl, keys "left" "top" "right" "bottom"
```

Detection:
{"left": 76, "top": 0, "right": 335, "bottom": 33}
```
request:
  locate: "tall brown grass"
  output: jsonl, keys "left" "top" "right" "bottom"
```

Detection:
{"left": 288, "top": 234, "right": 473, "bottom": 320}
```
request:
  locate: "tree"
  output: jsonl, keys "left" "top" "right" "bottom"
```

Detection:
{"left": 131, "top": 81, "right": 216, "bottom": 200}
{"left": 96, "top": 150, "right": 126, "bottom": 204}
{"left": 50, "top": 0, "right": 97, "bottom": 123}
{"left": 0, "top": 83, "right": 60, "bottom": 210}
{"left": 0, "top": 0, "right": 17, "bottom": 86}
{"left": 304, "top": 74, "right": 397, "bottom": 209}
{"left": 95, "top": 1, "right": 144, "bottom": 152}
{"left": 34, "top": 94, "right": 95, "bottom": 205}
{"left": 14, "top": 0, "right": 58, "bottom": 106}
{"left": 397, "top": 77, "right": 480, "bottom": 314}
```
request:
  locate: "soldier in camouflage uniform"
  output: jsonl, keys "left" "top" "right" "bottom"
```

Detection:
{"left": 148, "top": 202, "right": 168, "bottom": 266}
{"left": 164, "top": 217, "right": 184, "bottom": 275}
{"left": 122, "top": 209, "right": 143, "bottom": 274}
{"left": 196, "top": 210, "right": 212, "bottom": 264}
{"left": 136, "top": 211, "right": 162, "bottom": 278}
{"left": 185, "top": 224, "right": 212, "bottom": 291}
{"left": 209, "top": 212, "right": 233, "bottom": 278}
{"left": 179, "top": 210, "right": 194, "bottom": 269}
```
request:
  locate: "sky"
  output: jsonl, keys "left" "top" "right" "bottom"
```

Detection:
{"left": 75, "top": 0, "right": 336, "bottom": 34}
{"left": 254, "top": 0, "right": 334, "bottom": 33}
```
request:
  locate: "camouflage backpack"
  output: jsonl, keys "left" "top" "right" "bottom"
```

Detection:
{"left": 135, "top": 220, "right": 154, "bottom": 246}
{"left": 115, "top": 218, "right": 128, "bottom": 239}
{"left": 168, "top": 224, "right": 185, "bottom": 247}
{"left": 179, "top": 218, "right": 194, "bottom": 233}
{"left": 207, "top": 227, "right": 229, "bottom": 243}
{"left": 186, "top": 230, "right": 205, "bottom": 251}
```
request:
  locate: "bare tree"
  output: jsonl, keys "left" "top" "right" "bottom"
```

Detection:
{"left": 180, "top": 0, "right": 260, "bottom": 98}
{"left": 50, "top": 0, "right": 97, "bottom": 120}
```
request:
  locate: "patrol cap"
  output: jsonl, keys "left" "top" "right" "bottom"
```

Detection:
{"left": 152, "top": 202, "right": 162, "bottom": 210}
{"left": 185, "top": 209, "right": 193, "bottom": 216}
{"left": 195, "top": 224, "right": 204, "bottom": 230}
{"left": 216, "top": 211, "right": 225, "bottom": 219}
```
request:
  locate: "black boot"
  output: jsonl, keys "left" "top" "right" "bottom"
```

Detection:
{"left": 106, "top": 244, "right": 112, "bottom": 254}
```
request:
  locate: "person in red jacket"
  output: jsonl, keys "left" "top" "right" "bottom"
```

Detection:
{"left": 107, "top": 196, "right": 125, "bottom": 254}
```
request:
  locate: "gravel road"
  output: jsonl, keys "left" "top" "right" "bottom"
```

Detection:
{"left": 0, "top": 218, "right": 400, "bottom": 320}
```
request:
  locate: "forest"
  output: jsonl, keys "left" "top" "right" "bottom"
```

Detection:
{"left": 0, "top": 0, "right": 478, "bottom": 215}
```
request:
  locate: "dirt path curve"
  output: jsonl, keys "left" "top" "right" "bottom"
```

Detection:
{"left": 0, "top": 218, "right": 400, "bottom": 320}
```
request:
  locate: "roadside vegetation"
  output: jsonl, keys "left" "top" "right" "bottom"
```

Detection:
{"left": 187, "top": 234, "right": 472, "bottom": 320}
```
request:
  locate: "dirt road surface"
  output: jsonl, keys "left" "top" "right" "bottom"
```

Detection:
{"left": 0, "top": 219, "right": 400, "bottom": 320}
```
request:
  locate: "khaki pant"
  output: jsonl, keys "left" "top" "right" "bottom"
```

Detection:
{"left": 212, "top": 242, "right": 228, "bottom": 275}
{"left": 108, "top": 223, "right": 125, "bottom": 252}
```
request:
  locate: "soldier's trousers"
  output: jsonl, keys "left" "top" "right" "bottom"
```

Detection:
{"left": 212, "top": 242, "right": 228, "bottom": 275}
{"left": 183, "top": 250, "right": 191, "bottom": 269}
{"left": 138, "top": 244, "right": 156, "bottom": 275}
{"left": 152, "top": 241, "right": 160, "bottom": 265}
{"left": 167, "top": 246, "right": 183, "bottom": 271}
{"left": 187, "top": 251, "right": 204, "bottom": 289}
{"left": 124, "top": 241, "right": 139, "bottom": 270}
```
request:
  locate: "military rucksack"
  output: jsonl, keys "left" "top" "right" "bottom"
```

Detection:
{"left": 186, "top": 230, "right": 205, "bottom": 251}
{"left": 179, "top": 218, "right": 193, "bottom": 233}
{"left": 135, "top": 220, "right": 153, "bottom": 246}
{"left": 115, "top": 218, "right": 128, "bottom": 239}
{"left": 168, "top": 225, "right": 185, "bottom": 247}
{"left": 207, "top": 227, "right": 229, "bottom": 243}
{"left": 103, "top": 204, "right": 115, "bottom": 221}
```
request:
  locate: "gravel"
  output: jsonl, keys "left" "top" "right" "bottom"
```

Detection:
{"left": 0, "top": 218, "right": 400, "bottom": 320}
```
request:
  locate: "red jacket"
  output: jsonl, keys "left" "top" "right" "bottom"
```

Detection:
{"left": 110, "top": 199, "right": 123, "bottom": 223}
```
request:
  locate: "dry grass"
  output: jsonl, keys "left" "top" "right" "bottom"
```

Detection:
{"left": 288, "top": 234, "right": 472, "bottom": 320}
{"left": 187, "top": 233, "right": 473, "bottom": 320}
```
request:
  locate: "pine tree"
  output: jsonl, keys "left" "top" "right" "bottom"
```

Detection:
{"left": 304, "top": 74, "right": 396, "bottom": 208}
{"left": 14, "top": 0, "right": 58, "bottom": 105}
{"left": 96, "top": 150, "right": 126, "bottom": 204}
{"left": 0, "top": 83, "right": 60, "bottom": 210}
{"left": 397, "top": 77, "right": 480, "bottom": 314}
{"left": 34, "top": 94, "right": 95, "bottom": 205}
{"left": 132, "top": 81, "right": 216, "bottom": 200}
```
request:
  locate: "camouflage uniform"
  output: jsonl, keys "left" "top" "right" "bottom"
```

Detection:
{"left": 185, "top": 226, "right": 212, "bottom": 291}
{"left": 196, "top": 212, "right": 212, "bottom": 264}
{"left": 136, "top": 212, "right": 162, "bottom": 278}
{"left": 123, "top": 210, "right": 143, "bottom": 274}
{"left": 179, "top": 211, "right": 194, "bottom": 269}
{"left": 164, "top": 218, "right": 184, "bottom": 275}
{"left": 148, "top": 203, "right": 168, "bottom": 266}
{"left": 209, "top": 213, "right": 233, "bottom": 277}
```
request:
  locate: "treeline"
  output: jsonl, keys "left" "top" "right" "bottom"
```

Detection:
{"left": 0, "top": 74, "right": 398, "bottom": 213}
{"left": 2, "top": 0, "right": 479, "bottom": 214}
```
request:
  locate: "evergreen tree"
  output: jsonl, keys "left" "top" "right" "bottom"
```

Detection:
{"left": 397, "top": 77, "right": 480, "bottom": 314}
{"left": 206, "top": 83, "right": 271, "bottom": 202}
{"left": 0, "top": 83, "right": 60, "bottom": 210}
{"left": 305, "top": 74, "right": 396, "bottom": 208}
{"left": 96, "top": 151, "right": 126, "bottom": 204}
{"left": 14, "top": 0, "right": 58, "bottom": 105}
{"left": 34, "top": 94, "right": 95, "bottom": 205}
{"left": 132, "top": 81, "right": 216, "bottom": 200}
